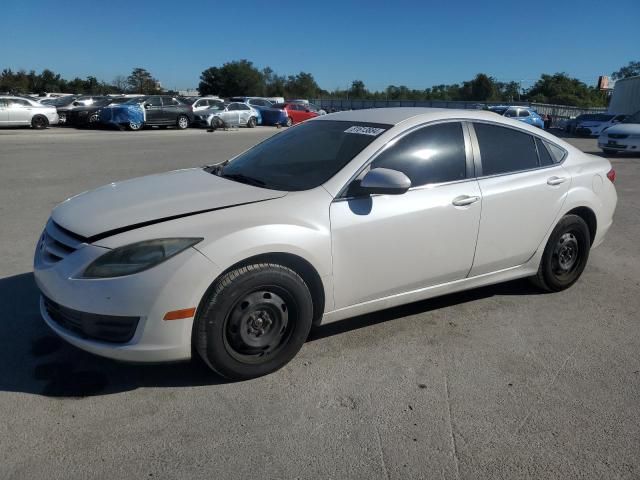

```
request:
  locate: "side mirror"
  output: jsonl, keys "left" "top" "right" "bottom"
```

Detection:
{"left": 356, "top": 168, "right": 411, "bottom": 195}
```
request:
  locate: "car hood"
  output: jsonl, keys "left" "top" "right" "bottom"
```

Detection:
{"left": 52, "top": 168, "right": 287, "bottom": 240}
{"left": 599, "top": 123, "right": 640, "bottom": 135}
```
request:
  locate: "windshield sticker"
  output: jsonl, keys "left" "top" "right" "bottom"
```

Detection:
{"left": 344, "top": 126, "right": 385, "bottom": 136}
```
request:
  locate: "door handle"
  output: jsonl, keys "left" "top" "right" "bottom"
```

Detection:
{"left": 452, "top": 195, "right": 480, "bottom": 207}
{"left": 547, "top": 176, "right": 567, "bottom": 186}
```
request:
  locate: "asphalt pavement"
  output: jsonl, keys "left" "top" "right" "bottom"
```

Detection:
{"left": 0, "top": 126, "right": 638, "bottom": 479}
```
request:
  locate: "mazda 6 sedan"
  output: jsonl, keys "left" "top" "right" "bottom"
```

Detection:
{"left": 34, "top": 108, "right": 617, "bottom": 380}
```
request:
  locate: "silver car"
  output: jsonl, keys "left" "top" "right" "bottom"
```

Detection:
{"left": 0, "top": 96, "right": 59, "bottom": 128}
{"left": 194, "top": 102, "right": 258, "bottom": 128}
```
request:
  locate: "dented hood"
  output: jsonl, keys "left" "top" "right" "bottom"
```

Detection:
{"left": 52, "top": 168, "right": 287, "bottom": 239}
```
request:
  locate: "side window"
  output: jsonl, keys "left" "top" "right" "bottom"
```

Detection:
{"left": 9, "top": 99, "right": 30, "bottom": 107}
{"left": 227, "top": 103, "right": 238, "bottom": 111}
{"left": 146, "top": 96, "right": 161, "bottom": 107}
{"left": 544, "top": 141, "right": 566, "bottom": 163}
{"left": 517, "top": 109, "right": 530, "bottom": 117}
{"left": 0, "top": 99, "right": 6, "bottom": 107}
{"left": 535, "top": 137, "right": 554, "bottom": 166}
{"left": 504, "top": 109, "right": 518, "bottom": 118}
{"left": 162, "top": 97, "right": 178, "bottom": 106}
{"left": 239, "top": 104, "right": 251, "bottom": 110}
{"left": 371, "top": 122, "right": 467, "bottom": 187}
{"left": 474, "top": 123, "right": 539, "bottom": 175}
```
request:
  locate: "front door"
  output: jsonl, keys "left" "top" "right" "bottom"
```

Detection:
{"left": 144, "top": 96, "right": 163, "bottom": 124}
{"left": 8, "top": 98, "right": 33, "bottom": 124}
{"left": 161, "top": 96, "right": 179, "bottom": 124}
{"left": 330, "top": 121, "right": 481, "bottom": 309}
{"left": 469, "top": 122, "right": 570, "bottom": 276}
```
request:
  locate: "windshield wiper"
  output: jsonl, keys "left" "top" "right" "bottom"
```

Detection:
{"left": 220, "top": 173, "right": 267, "bottom": 188}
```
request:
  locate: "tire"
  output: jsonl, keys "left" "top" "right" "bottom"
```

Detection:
{"left": 286, "top": 116, "right": 293, "bottom": 127}
{"left": 128, "top": 120, "right": 143, "bottom": 131}
{"left": 531, "top": 214, "right": 591, "bottom": 292}
{"left": 247, "top": 116, "right": 257, "bottom": 128}
{"left": 195, "top": 263, "right": 313, "bottom": 380}
{"left": 177, "top": 115, "right": 189, "bottom": 130}
{"left": 31, "top": 115, "right": 48, "bottom": 130}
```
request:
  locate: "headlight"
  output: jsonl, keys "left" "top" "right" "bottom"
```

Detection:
{"left": 82, "top": 238, "right": 203, "bottom": 278}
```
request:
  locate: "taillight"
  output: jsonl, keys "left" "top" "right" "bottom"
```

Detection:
{"left": 606, "top": 168, "right": 616, "bottom": 183}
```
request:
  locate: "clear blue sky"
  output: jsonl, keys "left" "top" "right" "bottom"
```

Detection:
{"left": 2, "top": 0, "right": 638, "bottom": 91}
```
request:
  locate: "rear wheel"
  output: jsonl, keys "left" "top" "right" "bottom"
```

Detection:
{"left": 247, "top": 116, "right": 257, "bottom": 128}
{"left": 195, "top": 263, "right": 313, "bottom": 380}
{"left": 286, "top": 116, "right": 293, "bottom": 127}
{"left": 531, "top": 214, "right": 591, "bottom": 292}
{"left": 177, "top": 115, "right": 189, "bottom": 130}
{"left": 31, "top": 115, "right": 48, "bottom": 129}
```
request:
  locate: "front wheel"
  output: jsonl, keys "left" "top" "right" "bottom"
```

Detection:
{"left": 128, "top": 120, "right": 143, "bottom": 131}
{"left": 195, "top": 263, "right": 313, "bottom": 380}
{"left": 246, "top": 116, "right": 257, "bottom": 128}
{"left": 177, "top": 115, "right": 189, "bottom": 130}
{"left": 32, "top": 115, "right": 49, "bottom": 129}
{"left": 531, "top": 214, "right": 591, "bottom": 292}
{"left": 286, "top": 116, "right": 293, "bottom": 127}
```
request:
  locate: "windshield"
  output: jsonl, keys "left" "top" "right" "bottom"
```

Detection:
{"left": 216, "top": 120, "right": 391, "bottom": 191}
{"left": 47, "top": 96, "right": 75, "bottom": 106}
{"left": 489, "top": 108, "right": 507, "bottom": 115}
{"left": 181, "top": 97, "right": 197, "bottom": 105}
{"left": 623, "top": 111, "right": 640, "bottom": 124}
{"left": 584, "top": 114, "right": 614, "bottom": 122}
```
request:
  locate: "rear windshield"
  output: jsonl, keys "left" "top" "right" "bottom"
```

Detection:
{"left": 215, "top": 120, "right": 391, "bottom": 191}
{"left": 489, "top": 108, "right": 507, "bottom": 115}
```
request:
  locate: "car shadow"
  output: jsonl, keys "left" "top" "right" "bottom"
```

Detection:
{"left": 0, "top": 273, "right": 225, "bottom": 397}
{"left": 0, "top": 272, "right": 541, "bottom": 398}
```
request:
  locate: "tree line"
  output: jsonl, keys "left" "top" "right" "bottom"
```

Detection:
{"left": 2, "top": 60, "right": 639, "bottom": 107}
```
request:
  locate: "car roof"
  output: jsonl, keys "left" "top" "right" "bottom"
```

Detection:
{"left": 314, "top": 107, "right": 512, "bottom": 125}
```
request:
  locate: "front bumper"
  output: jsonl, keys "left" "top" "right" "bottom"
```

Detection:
{"left": 34, "top": 239, "right": 221, "bottom": 363}
{"left": 598, "top": 138, "right": 640, "bottom": 152}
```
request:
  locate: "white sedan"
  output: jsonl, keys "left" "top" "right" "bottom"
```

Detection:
{"left": 34, "top": 108, "right": 617, "bottom": 379}
{"left": 0, "top": 95, "right": 59, "bottom": 128}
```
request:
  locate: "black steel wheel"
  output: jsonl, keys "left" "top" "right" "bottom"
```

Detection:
{"left": 195, "top": 263, "right": 313, "bottom": 380}
{"left": 531, "top": 214, "right": 591, "bottom": 292}
{"left": 31, "top": 115, "right": 48, "bottom": 129}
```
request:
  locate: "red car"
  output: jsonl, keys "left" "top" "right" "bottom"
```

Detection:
{"left": 272, "top": 102, "right": 319, "bottom": 126}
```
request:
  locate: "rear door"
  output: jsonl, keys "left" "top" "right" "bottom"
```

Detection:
{"left": 468, "top": 122, "right": 569, "bottom": 276}
{"left": 161, "top": 96, "right": 179, "bottom": 123}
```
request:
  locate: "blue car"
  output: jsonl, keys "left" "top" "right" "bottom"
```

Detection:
{"left": 488, "top": 106, "right": 544, "bottom": 128}
{"left": 229, "top": 96, "right": 289, "bottom": 126}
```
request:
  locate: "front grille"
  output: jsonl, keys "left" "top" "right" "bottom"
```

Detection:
{"left": 43, "top": 296, "right": 140, "bottom": 343}
{"left": 38, "top": 220, "right": 86, "bottom": 265}
{"left": 608, "top": 133, "right": 628, "bottom": 139}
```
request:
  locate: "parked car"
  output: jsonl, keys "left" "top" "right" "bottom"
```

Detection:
{"left": 598, "top": 110, "right": 640, "bottom": 155}
{"left": 288, "top": 100, "right": 327, "bottom": 115}
{"left": 575, "top": 113, "right": 627, "bottom": 137}
{"left": 0, "top": 95, "right": 59, "bottom": 128}
{"left": 271, "top": 102, "right": 320, "bottom": 126}
{"left": 229, "top": 97, "right": 277, "bottom": 125}
{"left": 98, "top": 95, "right": 194, "bottom": 130}
{"left": 34, "top": 108, "right": 617, "bottom": 380}
{"left": 180, "top": 96, "right": 223, "bottom": 112}
{"left": 193, "top": 102, "right": 258, "bottom": 128}
{"left": 66, "top": 97, "right": 141, "bottom": 127}
{"left": 55, "top": 96, "right": 107, "bottom": 125}
{"left": 564, "top": 114, "right": 601, "bottom": 134}
{"left": 488, "top": 106, "right": 544, "bottom": 128}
